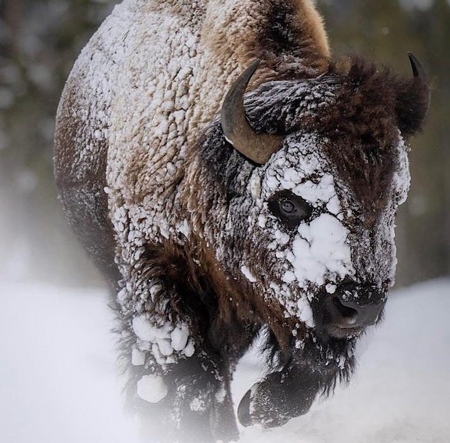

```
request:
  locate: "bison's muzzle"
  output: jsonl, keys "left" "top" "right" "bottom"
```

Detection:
{"left": 321, "top": 284, "right": 387, "bottom": 338}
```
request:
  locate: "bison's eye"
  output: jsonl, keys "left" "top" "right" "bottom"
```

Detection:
{"left": 268, "top": 191, "right": 313, "bottom": 230}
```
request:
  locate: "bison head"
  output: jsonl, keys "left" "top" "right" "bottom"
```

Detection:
{"left": 194, "top": 55, "right": 429, "bottom": 353}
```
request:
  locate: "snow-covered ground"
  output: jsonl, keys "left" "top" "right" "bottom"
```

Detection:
{"left": 1, "top": 279, "right": 449, "bottom": 443}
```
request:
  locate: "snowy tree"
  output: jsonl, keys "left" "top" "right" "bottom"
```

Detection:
{"left": 0, "top": 0, "right": 114, "bottom": 283}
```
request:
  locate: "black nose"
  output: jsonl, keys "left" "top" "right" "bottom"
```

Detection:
{"left": 328, "top": 284, "right": 386, "bottom": 329}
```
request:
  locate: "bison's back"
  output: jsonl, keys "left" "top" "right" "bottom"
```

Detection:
{"left": 54, "top": 0, "right": 236, "bottom": 276}
{"left": 54, "top": 1, "right": 211, "bottom": 280}
{"left": 54, "top": 0, "right": 330, "bottom": 281}
{"left": 54, "top": 2, "right": 136, "bottom": 283}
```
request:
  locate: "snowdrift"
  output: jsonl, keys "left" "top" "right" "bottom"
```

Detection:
{"left": 1, "top": 279, "right": 449, "bottom": 443}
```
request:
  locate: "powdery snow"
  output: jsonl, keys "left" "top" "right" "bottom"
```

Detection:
{"left": 1, "top": 278, "right": 449, "bottom": 443}
{"left": 0, "top": 282, "right": 140, "bottom": 443}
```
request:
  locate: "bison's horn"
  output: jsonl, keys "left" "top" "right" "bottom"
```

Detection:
{"left": 407, "top": 51, "right": 430, "bottom": 116}
{"left": 221, "top": 60, "right": 284, "bottom": 165}
{"left": 408, "top": 52, "right": 426, "bottom": 80}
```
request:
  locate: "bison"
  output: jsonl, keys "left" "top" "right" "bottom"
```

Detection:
{"left": 54, "top": 0, "right": 430, "bottom": 442}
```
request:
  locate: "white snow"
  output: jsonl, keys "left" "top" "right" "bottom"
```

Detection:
{"left": 1, "top": 278, "right": 450, "bottom": 442}
{"left": 137, "top": 375, "right": 168, "bottom": 404}
{"left": 325, "top": 283, "right": 336, "bottom": 294}
{"left": 183, "top": 341, "right": 196, "bottom": 358}
{"left": 241, "top": 266, "right": 257, "bottom": 283}
{"left": 171, "top": 324, "right": 190, "bottom": 352}
{"left": 292, "top": 174, "right": 337, "bottom": 208}
{"left": 132, "top": 315, "right": 194, "bottom": 361}
{"left": 0, "top": 282, "right": 140, "bottom": 443}
{"left": 290, "top": 213, "right": 354, "bottom": 287}
{"left": 297, "top": 299, "right": 314, "bottom": 326}
{"left": 133, "top": 315, "right": 165, "bottom": 342}
{"left": 131, "top": 346, "right": 146, "bottom": 366}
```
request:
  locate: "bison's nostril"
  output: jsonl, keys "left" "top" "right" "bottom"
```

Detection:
{"left": 332, "top": 297, "right": 358, "bottom": 326}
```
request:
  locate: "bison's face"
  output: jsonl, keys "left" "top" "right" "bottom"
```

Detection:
{"left": 209, "top": 57, "right": 429, "bottom": 344}
{"left": 227, "top": 130, "right": 409, "bottom": 343}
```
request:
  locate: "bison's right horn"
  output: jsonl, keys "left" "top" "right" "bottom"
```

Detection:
{"left": 221, "top": 60, "right": 284, "bottom": 165}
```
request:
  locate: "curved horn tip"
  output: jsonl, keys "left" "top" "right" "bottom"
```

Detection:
{"left": 407, "top": 52, "right": 426, "bottom": 79}
{"left": 243, "top": 59, "right": 262, "bottom": 80}
{"left": 221, "top": 59, "right": 284, "bottom": 165}
{"left": 220, "top": 59, "right": 261, "bottom": 138}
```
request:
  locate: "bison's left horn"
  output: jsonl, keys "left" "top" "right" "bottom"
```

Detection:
{"left": 408, "top": 52, "right": 426, "bottom": 80}
{"left": 407, "top": 52, "right": 430, "bottom": 116}
{"left": 221, "top": 60, "right": 284, "bottom": 165}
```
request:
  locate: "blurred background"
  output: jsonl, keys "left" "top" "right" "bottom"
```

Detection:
{"left": 0, "top": 0, "right": 449, "bottom": 287}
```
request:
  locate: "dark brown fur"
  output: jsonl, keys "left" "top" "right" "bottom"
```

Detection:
{"left": 244, "top": 56, "right": 430, "bottom": 221}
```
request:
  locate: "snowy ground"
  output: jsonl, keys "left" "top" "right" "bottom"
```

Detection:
{"left": 1, "top": 279, "right": 449, "bottom": 443}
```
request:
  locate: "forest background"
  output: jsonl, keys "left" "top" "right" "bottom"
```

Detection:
{"left": 0, "top": 0, "right": 449, "bottom": 287}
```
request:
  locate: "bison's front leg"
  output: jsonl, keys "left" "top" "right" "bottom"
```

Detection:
{"left": 237, "top": 362, "right": 324, "bottom": 428}
{"left": 134, "top": 349, "right": 239, "bottom": 443}
{"left": 114, "top": 247, "right": 241, "bottom": 442}
{"left": 167, "top": 354, "right": 239, "bottom": 443}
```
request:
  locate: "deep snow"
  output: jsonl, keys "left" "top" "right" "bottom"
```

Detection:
{"left": 1, "top": 279, "right": 449, "bottom": 443}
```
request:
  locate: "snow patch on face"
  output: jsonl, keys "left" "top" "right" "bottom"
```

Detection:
{"left": 247, "top": 134, "right": 355, "bottom": 328}
{"left": 262, "top": 136, "right": 342, "bottom": 215}
{"left": 288, "top": 214, "right": 353, "bottom": 287}
{"left": 293, "top": 174, "right": 339, "bottom": 212}
{"left": 137, "top": 375, "right": 168, "bottom": 404}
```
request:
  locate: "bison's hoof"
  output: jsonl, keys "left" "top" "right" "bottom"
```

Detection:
{"left": 238, "top": 384, "right": 287, "bottom": 428}
{"left": 237, "top": 389, "right": 252, "bottom": 427}
{"left": 238, "top": 372, "right": 317, "bottom": 428}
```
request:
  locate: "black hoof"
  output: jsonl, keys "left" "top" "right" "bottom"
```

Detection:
{"left": 237, "top": 389, "right": 253, "bottom": 427}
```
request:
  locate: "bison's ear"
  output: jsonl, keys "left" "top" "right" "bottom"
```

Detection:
{"left": 395, "top": 53, "right": 431, "bottom": 137}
